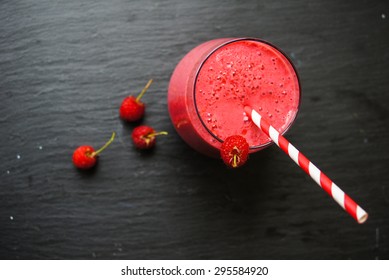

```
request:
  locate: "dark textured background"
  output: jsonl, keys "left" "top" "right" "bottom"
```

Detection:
{"left": 1, "top": 0, "right": 388, "bottom": 259}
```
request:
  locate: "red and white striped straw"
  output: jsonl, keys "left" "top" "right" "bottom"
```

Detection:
{"left": 244, "top": 106, "right": 368, "bottom": 224}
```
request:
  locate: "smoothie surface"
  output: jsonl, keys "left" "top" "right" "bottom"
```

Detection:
{"left": 195, "top": 40, "right": 300, "bottom": 147}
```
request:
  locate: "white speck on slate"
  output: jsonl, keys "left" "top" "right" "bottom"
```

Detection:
{"left": 10, "top": 216, "right": 14, "bottom": 220}
{"left": 38, "top": 145, "right": 43, "bottom": 150}
{"left": 16, "top": 154, "right": 21, "bottom": 159}
{"left": 6, "top": 170, "right": 10, "bottom": 174}
{"left": 382, "top": 14, "right": 386, "bottom": 19}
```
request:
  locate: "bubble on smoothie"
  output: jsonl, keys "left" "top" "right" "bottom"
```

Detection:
{"left": 227, "top": 62, "right": 234, "bottom": 68}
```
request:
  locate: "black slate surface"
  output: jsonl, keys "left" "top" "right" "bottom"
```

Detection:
{"left": 1, "top": 0, "right": 389, "bottom": 260}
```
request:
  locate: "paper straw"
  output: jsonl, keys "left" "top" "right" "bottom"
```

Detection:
{"left": 244, "top": 106, "right": 368, "bottom": 224}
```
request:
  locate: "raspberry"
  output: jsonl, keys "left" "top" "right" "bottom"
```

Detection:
{"left": 220, "top": 135, "right": 249, "bottom": 168}
{"left": 119, "top": 79, "right": 152, "bottom": 122}
{"left": 72, "top": 132, "right": 115, "bottom": 169}
{"left": 72, "top": 145, "right": 97, "bottom": 169}
{"left": 131, "top": 125, "right": 167, "bottom": 149}
{"left": 119, "top": 96, "right": 145, "bottom": 122}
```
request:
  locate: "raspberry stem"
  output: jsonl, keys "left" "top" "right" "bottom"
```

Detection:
{"left": 232, "top": 155, "right": 238, "bottom": 167}
{"left": 148, "top": 131, "right": 168, "bottom": 137}
{"left": 135, "top": 79, "right": 153, "bottom": 102}
{"left": 231, "top": 146, "right": 241, "bottom": 168}
{"left": 141, "top": 131, "right": 168, "bottom": 146}
{"left": 92, "top": 132, "right": 116, "bottom": 157}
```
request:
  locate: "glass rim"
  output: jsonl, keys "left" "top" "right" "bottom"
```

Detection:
{"left": 193, "top": 37, "right": 302, "bottom": 150}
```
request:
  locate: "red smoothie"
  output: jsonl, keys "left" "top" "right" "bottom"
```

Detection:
{"left": 168, "top": 38, "right": 301, "bottom": 157}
